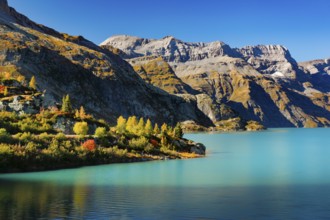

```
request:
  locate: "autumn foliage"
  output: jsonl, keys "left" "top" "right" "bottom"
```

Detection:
{"left": 150, "top": 139, "right": 159, "bottom": 147}
{"left": 82, "top": 139, "right": 96, "bottom": 151}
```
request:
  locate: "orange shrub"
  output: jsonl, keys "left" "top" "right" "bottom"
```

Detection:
{"left": 82, "top": 139, "right": 96, "bottom": 151}
{"left": 150, "top": 139, "right": 159, "bottom": 147}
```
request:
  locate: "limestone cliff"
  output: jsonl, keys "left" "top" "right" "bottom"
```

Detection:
{"left": 237, "top": 45, "right": 299, "bottom": 78}
{"left": 101, "top": 35, "right": 240, "bottom": 62}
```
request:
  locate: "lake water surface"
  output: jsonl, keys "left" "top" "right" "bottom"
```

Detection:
{"left": 1, "top": 128, "right": 330, "bottom": 219}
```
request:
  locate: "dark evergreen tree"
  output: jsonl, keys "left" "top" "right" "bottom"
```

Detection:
{"left": 173, "top": 123, "right": 183, "bottom": 138}
{"left": 61, "top": 95, "right": 72, "bottom": 113}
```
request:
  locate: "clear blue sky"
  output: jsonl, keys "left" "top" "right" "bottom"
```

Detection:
{"left": 9, "top": 0, "right": 330, "bottom": 61}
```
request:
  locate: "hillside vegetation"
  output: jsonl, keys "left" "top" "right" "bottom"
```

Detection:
{"left": 0, "top": 76, "right": 205, "bottom": 173}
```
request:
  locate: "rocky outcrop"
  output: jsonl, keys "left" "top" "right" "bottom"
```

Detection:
{"left": 237, "top": 45, "right": 299, "bottom": 78}
{"left": 0, "top": 95, "right": 42, "bottom": 114}
{"left": 172, "top": 138, "right": 206, "bottom": 155}
{"left": 190, "top": 143, "right": 206, "bottom": 155}
{"left": 299, "top": 59, "right": 330, "bottom": 75}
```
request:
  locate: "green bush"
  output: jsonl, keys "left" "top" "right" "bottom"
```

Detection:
{"left": 95, "top": 127, "right": 107, "bottom": 138}
{"left": 73, "top": 122, "right": 88, "bottom": 136}
{"left": 129, "top": 136, "right": 149, "bottom": 150}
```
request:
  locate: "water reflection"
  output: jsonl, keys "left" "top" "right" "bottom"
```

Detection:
{"left": 1, "top": 128, "right": 330, "bottom": 219}
{"left": 2, "top": 179, "right": 330, "bottom": 219}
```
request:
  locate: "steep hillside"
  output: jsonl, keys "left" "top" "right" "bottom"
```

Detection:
{"left": 129, "top": 56, "right": 197, "bottom": 94}
{"left": 102, "top": 35, "right": 330, "bottom": 127}
{"left": 0, "top": 0, "right": 212, "bottom": 127}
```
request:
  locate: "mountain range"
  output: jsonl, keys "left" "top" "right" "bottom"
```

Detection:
{"left": 101, "top": 35, "right": 330, "bottom": 128}
{"left": 1, "top": 0, "right": 330, "bottom": 129}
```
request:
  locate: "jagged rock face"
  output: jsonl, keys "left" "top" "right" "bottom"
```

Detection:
{"left": 0, "top": 4, "right": 213, "bottom": 126}
{"left": 104, "top": 35, "right": 330, "bottom": 128}
{"left": 101, "top": 35, "right": 240, "bottom": 62}
{"left": 181, "top": 70, "right": 330, "bottom": 127}
{"left": 237, "top": 45, "right": 299, "bottom": 78}
{"left": 299, "top": 59, "right": 330, "bottom": 75}
{"left": 102, "top": 36, "right": 298, "bottom": 78}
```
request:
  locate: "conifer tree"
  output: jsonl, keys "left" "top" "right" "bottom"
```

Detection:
{"left": 126, "top": 116, "right": 138, "bottom": 134}
{"left": 137, "top": 118, "right": 145, "bottom": 135}
{"left": 173, "top": 123, "right": 183, "bottom": 138}
{"left": 116, "top": 116, "right": 127, "bottom": 134}
{"left": 61, "top": 95, "right": 72, "bottom": 113}
{"left": 145, "top": 119, "right": 153, "bottom": 136}
{"left": 29, "top": 76, "right": 37, "bottom": 90}
{"left": 167, "top": 126, "right": 174, "bottom": 137}
{"left": 79, "top": 106, "right": 86, "bottom": 119}
{"left": 161, "top": 123, "right": 168, "bottom": 134}
{"left": 75, "top": 109, "right": 80, "bottom": 118}
{"left": 153, "top": 123, "right": 160, "bottom": 134}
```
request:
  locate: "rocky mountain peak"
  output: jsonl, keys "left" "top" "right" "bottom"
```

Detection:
{"left": 238, "top": 45, "right": 291, "bottom": 59}
{"left": 236, "top": 44, "right": 298, "bottom": 77}
{"left": 101, "top": 35, "right": 240, "bottom": 62}
{"left": 162, "top": 35, "right": 175, "bottom": 40}
{"left": 100, "top": 35, "right": 152, "bottom": 58}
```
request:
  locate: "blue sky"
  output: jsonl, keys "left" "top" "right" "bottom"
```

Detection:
{"left": 9, "top": 0, "right": 330, "bottom": 61}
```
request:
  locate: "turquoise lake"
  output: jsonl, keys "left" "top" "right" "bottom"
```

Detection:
{"left": 1, "top": 128, "right": 330, "bottom": 219}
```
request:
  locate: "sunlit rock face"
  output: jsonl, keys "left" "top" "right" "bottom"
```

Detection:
{"left": 0, "top": 2, "right": 213, "bottom": 127}
{"left": 103, "top": 35, "right": 330, "bottom": 128}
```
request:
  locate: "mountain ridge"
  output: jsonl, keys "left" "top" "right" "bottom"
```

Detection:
{"left": 102, "top": 35, "right": 330, "bottom": 128}
{"left": 0, "top": 2, "right": 213, "bottom": 127}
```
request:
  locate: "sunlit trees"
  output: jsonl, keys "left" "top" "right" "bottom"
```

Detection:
{"left": 116, "top": 116, "right": 127, "bottom": 134}
{"left": 73, "top": 122, "right": 88, "bottom": 136}
{"left": 126, "top": 116, "right": 138, "bottom": 133}
{"left": 145, "top": 119, "right": 153, "bottom": 136}
{"left": 17, "top": 75, "right": 25, "bottom": 84}
{"left": 3, "top": 87, "right": 8, "bottom": 96}
{"left": 136, "top": 118, "right": 145, "bottom": 135}
{"left": 82, "top": 139, "right": 96, "bottom": 151}
{"left": 161, "top": 123, "right": 168, "bottom": 134}
{"left": 79, "top": 106, "right": 87, "bottom": 119}
{"left": 114, "top": 116, "right": 184, "bottom": 140}
{"left": 173, "top": 123, "right": 183, "bottom": 138}
{"left": 95, "top": 127, "right": 107, "bottom": 138}
{"left": 75, "top": 109, "right": 80, "bottom": 118}
{"left": 61, "top": 95, "right": 72, "bottom": 113}
{"left": 153, "top": 123, "right": 160, "bottom": 135}
{"left": 29, "top": 76, "right": 37, "bottom": 90}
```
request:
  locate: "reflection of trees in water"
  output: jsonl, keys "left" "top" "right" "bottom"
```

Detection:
{"left": 0, "top": 180, "right": 91, "bottom": 219}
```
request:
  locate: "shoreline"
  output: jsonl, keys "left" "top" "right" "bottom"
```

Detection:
{"left": 0, "top": 152, "right": 204, "bottom": 174}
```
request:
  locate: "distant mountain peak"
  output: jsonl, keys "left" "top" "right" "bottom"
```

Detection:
{"left": 162, "top": 35, "right": 175, "bottom": 39}
{"left": 101, "top": 35, "right": 239, "bottom": 62}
